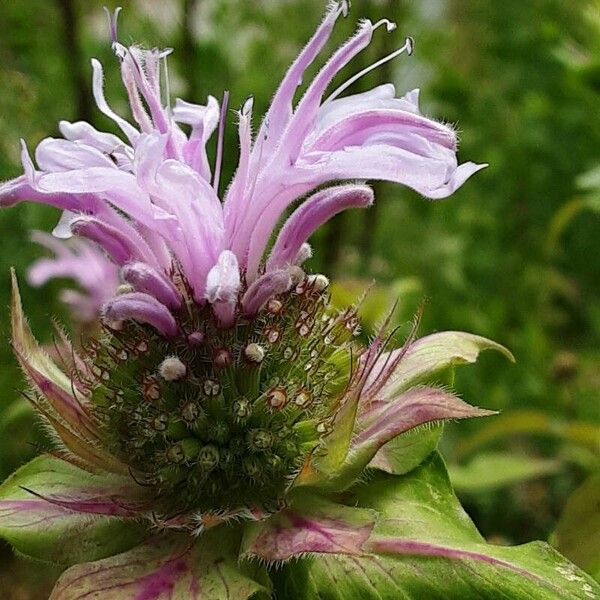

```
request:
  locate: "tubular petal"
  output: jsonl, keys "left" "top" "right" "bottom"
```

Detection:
{"left": 103, "top": 293, "right": 178, "bottom": 337}
{"left": 121, "top": 262, "right": 182, "bottom": 309}
{"left": 267, "top": 184, "right": 373, "bottom": 270}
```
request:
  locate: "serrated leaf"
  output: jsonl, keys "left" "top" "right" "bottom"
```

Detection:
{"left": 51, "top": 528, "right": 270, "bottom": 600}
{"left": 0, "top": 455, "right": 147, "bottom": 565}
{"left": 275, "top": 453, "right": 599, "bottom": 599}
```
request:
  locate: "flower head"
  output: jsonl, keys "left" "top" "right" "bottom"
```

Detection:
{"left": 10, "top": 6, "right": 593, "bottom": 600}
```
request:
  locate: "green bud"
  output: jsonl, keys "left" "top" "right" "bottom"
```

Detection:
{"left": 242, "top": 456, "right": 262, "bottom": 479}
{"left": 197, "top": 445, "right": 220, "bottom": 471}
{"left": 248, "top": 428, "right": 274, "bottom": 451}
{"left": 209, "top": 421, "right": 230, "bottom": 444}
{"left": 232, "top": 397, "right": 252, "bottom": 421}
{"left": 166, "top": 420, "right": 190, "bottom": 440}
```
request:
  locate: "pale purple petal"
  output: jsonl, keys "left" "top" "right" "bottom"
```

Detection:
{"left": 35, "top": 138, "right": 117, "bottom": 171}
{"left": 58, "top": 120, "right": 129, "bottom": 156}
{"left": 28, "top": 233, "right": 119, "bottom": 322}
{"left": 241, "top": 270, "right": 292, "bottom": 316}
{"left": 205, "top": 250, "right": 241, "bottom": 327}
{"left": 121, "top": 263, "right": 182, "bottom": 310}
{"left": 251, "top": 1, "right": 345, "bottom": 166}
{"left": 222, "top": 97, "right": 254, "bottom": 235}
{"left": 277, "top": 19, "right": 377, "bottom": 165}
{"left": 103, "top": 293, "right": 178, "bottom": 337}
{"left": 173, "top": 95, "right": 220, "bottom": 180}
{"left": 71, "top": 216, "right": 144, "bottom": 266}
{"left": 267, "top": 184, "right": 373, "bottom": 271}
{"left": 90, "top": 58, "right": 139, "bottom": 144}
{"left": 295, "top": 146, "right": 487, "bottom": 199}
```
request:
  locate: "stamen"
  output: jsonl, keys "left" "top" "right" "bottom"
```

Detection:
{"left": 324, "top": 36, "right": 414, "bottom": 105}
{"left": 373, "top": 18, "right": 397, "bottom": 33}
{"left": 241, "top": 95, "right": 254, "bottom": 118}
{"left": 213, "top": 90, "right": 229, "bottom": 193}
{"left": 161, "top": 49, "right": 174, "bottom": 115}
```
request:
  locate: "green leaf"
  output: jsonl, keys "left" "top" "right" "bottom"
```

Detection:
{"left": 275, "top": 453, "right": 599, "bottom": 599}
{"left": 448, "top": 451, "right": 561, "bottom": 493}
{"left": 369, "top": 424, "right": 443, "bottom": 475}
{"left": 550, "top": 475, "right": 600, "bottom": 580}
{"left": 51, "top": 527, "right": 270, "bottom": 600}
{"left": 0, "top": 455, "right": 147, "bottom": 565}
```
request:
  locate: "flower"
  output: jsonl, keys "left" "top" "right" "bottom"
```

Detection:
{"left": 1, "top": 4, "right": 593, "bottom": 600}
{"left": 27, "top": 231, "right": 119, "bottom": 322}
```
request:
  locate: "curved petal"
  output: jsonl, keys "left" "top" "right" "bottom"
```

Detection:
{"left": 267, "top": 184, "right": 373, "bottom": 271}
{"left": 103, "top": 292, "right": 178, "bottom": 337}
{"left": 241, "top": 270, "right": 292, "bottom": 316}
{"left": 122, "top": 262, "right": 182, "bottom": 309}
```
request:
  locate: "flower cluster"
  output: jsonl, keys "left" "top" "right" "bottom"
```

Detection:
{"left": 2, "top": 4, "right": 590, "bottom": 600}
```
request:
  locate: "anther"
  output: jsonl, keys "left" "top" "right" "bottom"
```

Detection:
{"left": 116, "top": 283, "right": 135, "bottom": 295}
{"left": 266, "top": 298, "right": 283, "bottom": 315}
{"left": 213, "top": 348, "right": 232, "bottom": 369}
{"left": 159, "top": 356, "right": 187, "bottom": 381}
{"left": 181, "top": 401, "right": 199, "bottom": 423}
{"left": 197, "top": 445, "right": 220, "bottom": 471}
{"left": 289, "top": 266, "right": 305, "bottom": 287}
{"left": 266, "top": 387, "right": 288, "bottom": 410}
{"left": 232, "top": 397, "right": 252, "bottom": 421}
{"left": 203, "top": 379, "right": 221, "bottom": 397}
{"left": 152, "top": 414, "right": 169, "bottom": 432}
{"left": 244, "top": 342, "right": 265, "bottom": 364}
{"left": 265, "top": 326, "right": 282, "bottom": 345}
{"left": 307, "top": 274, "right": 329, "bottom": 292}
{"left": 248, "top": 429, "right": 274, "bottom": 451}
{"left": 187, "top": 331, "right": 205, "bottom": 346}
{"left": 294, "top": 388, "right": 313, "bottom": 408}
{"left": 142, "top": 377, "right": 161, "bottom": 401}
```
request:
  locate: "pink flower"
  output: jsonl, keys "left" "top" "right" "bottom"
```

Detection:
{"left": 1, "top": 2, "right": 485, "bottom": 333}
{"left": 0, "top": 7, "right": 589, "bottom": 599}
{"left": 27, "top": 232, "right": 119, "bottom": 322}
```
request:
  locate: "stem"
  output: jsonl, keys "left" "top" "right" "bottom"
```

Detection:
{"left": 54, "top": 0, "right": 92, "bottom": 122}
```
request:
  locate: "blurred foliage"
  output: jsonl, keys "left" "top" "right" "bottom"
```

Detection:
{"left": 550, "top": 474, "right": 600, "bottom": 580}
{"left": 0, "top": 0, "right": 598, "bottom": 594}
